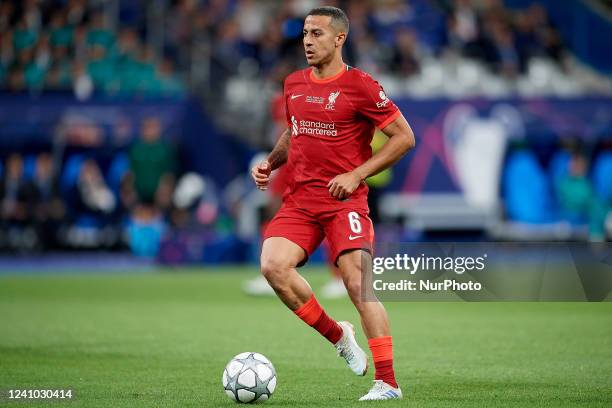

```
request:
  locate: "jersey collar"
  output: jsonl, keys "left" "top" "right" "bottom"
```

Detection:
{"left": 309, "top": 63, "right": 348, "bottom": 84}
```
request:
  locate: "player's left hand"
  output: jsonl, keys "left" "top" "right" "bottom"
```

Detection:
{"left": 327, "top": 171, "right": 362, "bottom": 200}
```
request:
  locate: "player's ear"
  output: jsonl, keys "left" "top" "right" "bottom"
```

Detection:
{"left": 335, "top": 32, "right": 346, "bottom": 48}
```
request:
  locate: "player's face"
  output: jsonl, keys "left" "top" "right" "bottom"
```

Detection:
{"left": 302, "top": 15, "right": 342, "bottom": 66}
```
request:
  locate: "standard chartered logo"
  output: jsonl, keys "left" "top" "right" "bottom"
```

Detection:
{"left": 291, "top": 117, "right": 338, "bottom": 137}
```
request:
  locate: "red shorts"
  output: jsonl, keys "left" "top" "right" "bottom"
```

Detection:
{"left": 263, "top": 195, "right": 374, "bottom": 267}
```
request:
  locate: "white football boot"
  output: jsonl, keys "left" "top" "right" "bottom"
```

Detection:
{"left": 359, "top": 380, "right": 403, "bottom": 401}
{"left": 334, "top": 321, "right": 368, "bottom": 376}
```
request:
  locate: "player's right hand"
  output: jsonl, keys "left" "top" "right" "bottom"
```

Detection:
{"left": 252, "top": 160, "right": 272, "bottom": 190}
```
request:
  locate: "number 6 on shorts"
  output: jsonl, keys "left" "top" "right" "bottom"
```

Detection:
{"left": 348, "top": 211, "right": 362, "bottom": 234}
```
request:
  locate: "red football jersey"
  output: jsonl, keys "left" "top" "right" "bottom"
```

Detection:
{"left": 283, "top": 64, "right": 400, "bottom": 204}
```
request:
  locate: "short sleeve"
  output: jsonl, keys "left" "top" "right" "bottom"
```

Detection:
{"left": 355, "top": 72, "right": 400, "bottom": 129}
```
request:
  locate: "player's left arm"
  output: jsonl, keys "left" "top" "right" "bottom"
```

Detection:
{"left": 327, "top": 114, "right": 415, "bottom": 199}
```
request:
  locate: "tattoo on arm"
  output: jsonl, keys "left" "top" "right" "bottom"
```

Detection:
{"left": 267, "top": 129, "right": 291, "bottom": 170}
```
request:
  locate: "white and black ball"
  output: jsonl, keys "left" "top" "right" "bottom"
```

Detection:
{"left": 222, "top": 352, "right": 276, "bottom": 403}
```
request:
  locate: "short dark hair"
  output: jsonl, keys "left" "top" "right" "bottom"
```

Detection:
{"left": 307, "top": 6, "right": 349, "bottom": 34}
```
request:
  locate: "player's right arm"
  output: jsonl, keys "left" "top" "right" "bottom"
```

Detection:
{"left": 251, "top": 127, "right": 291, "bottom": 190}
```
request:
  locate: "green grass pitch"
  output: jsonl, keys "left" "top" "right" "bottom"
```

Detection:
{"left": 1, "top": 267, "right": 611, "bottom": 407}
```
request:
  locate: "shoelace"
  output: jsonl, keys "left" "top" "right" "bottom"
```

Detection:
{"left": 337, "top": 340, "right": 355, "bottom": 361}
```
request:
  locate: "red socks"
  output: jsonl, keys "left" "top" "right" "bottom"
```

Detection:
{"left": 293, "top": 295, "right": 343, "bottom": 344}
{"left": 295, "top": 296, "right": 398, "bottom": 389}
{"left": 368, "top": 336, "right": 398, "bottom": 388}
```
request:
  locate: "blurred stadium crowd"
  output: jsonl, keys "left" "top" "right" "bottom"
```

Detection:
{"left": 1, "top": 117, "right": 168, "bottom": 252}
{"left": 0, "top": 0, "right": 611, "bottom": 257}
{"left": 200, "top": 0, "right": 569, "bottom": 82}
{"left": 2, "top": 0, "right": 610, "bottom": 97}
{"left": 0, "top": 0, "right": 184, "bottom": 97}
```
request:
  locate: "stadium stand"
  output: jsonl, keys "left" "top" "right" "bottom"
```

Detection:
{"left": 0, "top": 0, "right": 610, "bottom": 256}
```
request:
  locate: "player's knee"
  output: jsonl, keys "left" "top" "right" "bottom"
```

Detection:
{"left": 345, "top": 277, "right": 363, "bottom": 305}
{"left": 260, "top": 256, "right": 290, "bottom": 284}
{"left": 338, "top": 253, "right": 366, "bottom": 300}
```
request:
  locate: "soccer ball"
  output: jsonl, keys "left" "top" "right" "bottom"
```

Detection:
{"left": 222, "top": 352, "right": 277, "bottom": 403}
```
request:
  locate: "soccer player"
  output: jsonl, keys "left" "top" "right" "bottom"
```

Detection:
{"left": 251, "top": 6, "right": 415, "bottom": 401}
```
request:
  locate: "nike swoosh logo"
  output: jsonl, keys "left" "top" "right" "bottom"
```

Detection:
{"left": 291, "top": 94, "right": 303, "bottom": 100}
{"left": 348, "top": 235, "right": 363, "bottom": 241}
